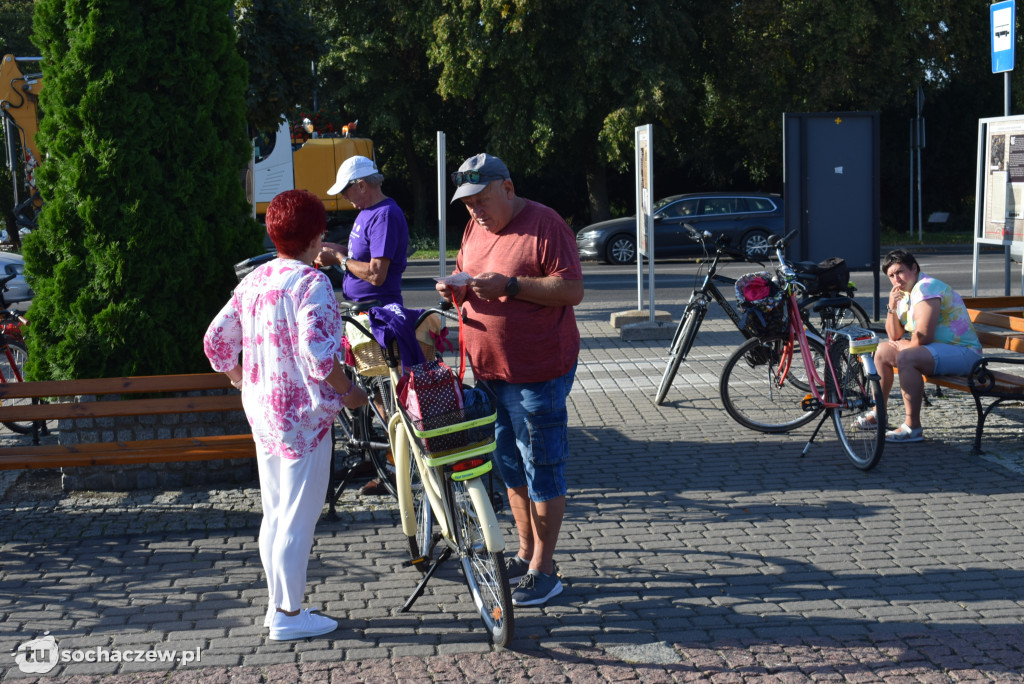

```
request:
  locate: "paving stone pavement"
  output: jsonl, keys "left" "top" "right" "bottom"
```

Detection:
{"left": 2, "top": 300, "right": 1024, "bottom": 682}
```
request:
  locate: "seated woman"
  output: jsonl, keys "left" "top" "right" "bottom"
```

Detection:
{"left": 859, "top": 249, "right": 982, "bottom": 442}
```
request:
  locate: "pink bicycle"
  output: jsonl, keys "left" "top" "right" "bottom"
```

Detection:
{"left": 718, "top": 232, "right": 886, "bottom": 470}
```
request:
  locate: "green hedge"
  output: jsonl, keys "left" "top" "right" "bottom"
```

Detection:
{"left": 23, "top": 0, "right": 261, "bottom": 380}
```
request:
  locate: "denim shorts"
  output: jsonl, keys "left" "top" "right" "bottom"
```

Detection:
{"left": 478, "top": 363, "right": 576, "bottom": 502}
{"left": 925, "top": 343, "right": 982, "bottom": 375}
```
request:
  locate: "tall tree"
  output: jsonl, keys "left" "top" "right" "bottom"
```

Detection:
{"left": 23, "top": 0, "right": 260, "bottom": 380}
{"left": 0, "top": 0, "right": 35, "bottom": 55}
{"left": 313, "top": 0, "right": 469, "bottom": 234}
{"left": 429, "top": 0, "right": 698, "bottom": 223}
{"left": 695, "top": 0, "right": 957, "bottom": 186}
{"left": 233, "top": 0, "right": 322, "bottom": 134}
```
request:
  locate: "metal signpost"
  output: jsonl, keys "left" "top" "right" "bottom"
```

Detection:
{"left": 437, "top": 132, "right": 448, "bottom": 278}
{"left": 909, "top": 87, "right": 925, "bottom": 240}
{"left": 634, "top": 124, "right": 654, "bottom": 319}
{"left": 979, "top": 1, "right": 1017, "bottom": 295}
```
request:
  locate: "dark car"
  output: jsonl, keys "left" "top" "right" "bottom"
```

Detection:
{"left": 576, "top": 192, "right": 785, "bottom": 264}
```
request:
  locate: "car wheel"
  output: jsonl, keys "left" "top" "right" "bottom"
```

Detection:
{"left": 605, "top": 234, "right": 637, "bottom": 265}
{"left": 740, "top": 229, "right": 773, "bottom": 257}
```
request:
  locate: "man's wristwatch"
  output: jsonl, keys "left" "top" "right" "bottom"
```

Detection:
{"left": 887, "top": 305, "right": 897, "bottom": 315}
{"left": 341, "top": 256, "right": 350, "bottom": 273}
{"left": 505, "top": 276, "right": 520, "bottom": 298}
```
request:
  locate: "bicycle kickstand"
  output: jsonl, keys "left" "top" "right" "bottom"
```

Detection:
{"left": 800, "top": 410, "right": 833, "bottom": 458}
{"left": 399, "top": 547, "right": 452, "bottom": 613}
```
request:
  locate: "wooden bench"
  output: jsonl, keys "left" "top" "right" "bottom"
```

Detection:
{"left": 0, "top": 373, "right": 255, "bottom": 472}
{"left": 913, "top": 296, "right": 1024, "bottom": 454}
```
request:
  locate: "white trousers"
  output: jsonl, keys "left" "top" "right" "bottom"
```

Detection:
{"left": 256, "top": 435, "right": 332, "bottom": 612}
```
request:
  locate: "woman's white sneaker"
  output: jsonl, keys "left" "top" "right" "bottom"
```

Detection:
{"left": 268, "top": 609, "right": 338, "bottom": 640}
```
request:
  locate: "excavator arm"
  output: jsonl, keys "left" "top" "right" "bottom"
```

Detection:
{"left": 1, "top": 54, "right": 44, "bottom": 227}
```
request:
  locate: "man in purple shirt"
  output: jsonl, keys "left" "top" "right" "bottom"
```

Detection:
{"left": 317, "top": 155, "right": 408, "bottom": 306}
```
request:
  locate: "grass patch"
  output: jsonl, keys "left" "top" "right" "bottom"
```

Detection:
{"left": 881, "top": 226, "right": 973, "bottom": 245}
{"left": 410, "top": 248, "right": 460, "bottom": 260}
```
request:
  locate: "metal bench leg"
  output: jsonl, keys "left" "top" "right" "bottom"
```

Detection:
{"left": 972, "top": 393, "right": 989, "bottom": 456}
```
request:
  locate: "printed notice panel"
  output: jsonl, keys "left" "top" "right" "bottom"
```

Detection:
{"left": 984, "top": 119, "right": 1024, "bottom": 240}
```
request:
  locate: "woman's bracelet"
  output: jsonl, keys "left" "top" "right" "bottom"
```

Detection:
{"left": 230, "top": 378, "right": 243, "bottom": 390}
{"left": 338, "top": 381, "right": 357, "bottom": 401}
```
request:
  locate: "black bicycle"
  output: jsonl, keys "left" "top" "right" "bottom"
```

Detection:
{"left": 654, "top": 225, "right": 873, "bottom": 406}
{"left": 653, "top": 226, "right": 763, "bottom": 405}
{"left": 325, "top": 300, "right": 465, "bottom": 521}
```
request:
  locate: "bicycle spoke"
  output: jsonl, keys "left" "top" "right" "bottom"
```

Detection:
{"left": 719, "top": 334, "right": 825, "bottom": 433}
{"left": 0, "top": 340, "right": 35, "bottom": 434}
{"left": 827, "top": 338, "right": 885, "bottom": 470}
{"left": 654, "top": 305, "right": 704, "bottom": 405}
{"left": 451, "top": 478, "right": 513, "bottom": 647}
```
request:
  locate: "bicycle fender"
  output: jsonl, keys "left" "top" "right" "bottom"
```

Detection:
{"left": 389, "top": 412, "right": 418, "bottom": 538}
{"left": 465, "top": 478, "right": 505, "bottom": 553}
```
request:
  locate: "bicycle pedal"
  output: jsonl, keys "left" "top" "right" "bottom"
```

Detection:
{"left": 402, "top": 556, "right": 428, "bottom": 568}
{"left": 801, "top": 394, "right": 821, "bottom": 412}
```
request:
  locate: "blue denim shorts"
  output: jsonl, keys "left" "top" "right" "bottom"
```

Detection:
{"left": 478, "top": 363, "right": 576, "bottom": 502}
{"left": 925, "top": 343, "right": 982, "bottom": 375}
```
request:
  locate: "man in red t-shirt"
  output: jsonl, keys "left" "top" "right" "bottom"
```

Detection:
{"left": 436, "top": 153, "right": 583, "bottom": 607}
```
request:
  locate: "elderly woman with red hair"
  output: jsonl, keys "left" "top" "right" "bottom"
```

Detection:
{"left": 204, "top": 189, "right": 367, "bottom": 640}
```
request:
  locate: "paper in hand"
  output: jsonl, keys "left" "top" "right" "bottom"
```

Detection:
{"left": 435, "top": 272, "right": 473, "bottom": 287}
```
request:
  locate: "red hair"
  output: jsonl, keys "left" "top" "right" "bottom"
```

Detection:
{"left": 265, "top": 190, "right": 326, "bottom": 257}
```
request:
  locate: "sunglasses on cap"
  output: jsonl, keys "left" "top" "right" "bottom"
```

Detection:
{"left": 450, "top": 170, "right": 506, "bottom": 187}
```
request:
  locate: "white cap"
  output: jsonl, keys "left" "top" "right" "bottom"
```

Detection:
{"left": 327, "top": 155, "right": 378, "bottom": 195}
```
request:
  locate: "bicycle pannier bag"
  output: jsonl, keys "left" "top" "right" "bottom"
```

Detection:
{"left": 810, "top": 257, "right": 850, "bottom": 293}
{"left": 735, "top": 271, "right": 787, "bottom": 337}
{"left": 397, "top": 358, "right": 466, "bottom": 453}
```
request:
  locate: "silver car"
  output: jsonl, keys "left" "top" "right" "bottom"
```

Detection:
{"left": 576, "top": 192, "right": 785, "bottom": 265}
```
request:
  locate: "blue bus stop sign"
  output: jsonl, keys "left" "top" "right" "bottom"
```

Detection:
{"left": 993, "top": 0, "right": 1015, "bottom": 73}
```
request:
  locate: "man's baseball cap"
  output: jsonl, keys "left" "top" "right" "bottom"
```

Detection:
{"left": 327, "top": 155, "right": 378, "bottom": 195}
{"left": 450, "top": 153, "right": 510, "bottom": 203}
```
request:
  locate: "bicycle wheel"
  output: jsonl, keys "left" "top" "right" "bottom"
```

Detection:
{"left": 719, "top": 333, "right": 826, "bottom": 433}
{"left": 0, "top": 339, "right": 34, "bottom": 434}
{"left": 654, "top": 303, "right": 706, "bottom": 406}
{"left": 801, "top": 297, "right": 871, "bottom": 337}
{"left": 405, "top": 454, "right": 435, "bottom": 573}
{"left": 826, "top": 337, "right": 885, "bottom": 471}
{"left": 450, "top": 477, "right": 514, "bottom": 647}
{"left": 358, "top": 402, "right": 399, "bottom": 496}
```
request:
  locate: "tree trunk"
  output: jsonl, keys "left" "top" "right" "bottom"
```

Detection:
{"left": 585, "top": 162, "right": 610, "bottom": 224}
{"left": 402, "top": 127, "right": 428, "bottom": 236}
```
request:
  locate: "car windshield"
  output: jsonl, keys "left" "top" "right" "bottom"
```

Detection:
{"left": 652, "top": 196, "right": 679, "bottom": 212}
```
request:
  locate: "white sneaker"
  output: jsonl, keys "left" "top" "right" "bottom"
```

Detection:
{"left": 263, "top": 605, "right": 274, "bottom": 627}
{"left": 268, "top": 609, "right": 338, "bottom": 641}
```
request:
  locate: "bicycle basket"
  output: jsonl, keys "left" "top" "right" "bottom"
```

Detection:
{"left": 735, "top": 271, "right": 788, "bottom": 337}
{"left": 404, "top": 386, "right": 497, "bottom": 461}
{"left": 346, "top": 314, "right": 389, "bottom": 377}
{"left": 796, "top": 257, "right": 850, "bottom": 295}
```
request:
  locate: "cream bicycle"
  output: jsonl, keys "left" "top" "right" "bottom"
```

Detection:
{"left": 378, "top": 305, "right": 514, "bottom": 647}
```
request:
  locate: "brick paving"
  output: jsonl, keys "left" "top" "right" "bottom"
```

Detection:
{"left": 2, "top": 300, "right": 1024, "bottom": 682}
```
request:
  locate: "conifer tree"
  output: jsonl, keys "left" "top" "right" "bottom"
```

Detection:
{"left": 22, "top": 0, "right": 261, "bottom": 379}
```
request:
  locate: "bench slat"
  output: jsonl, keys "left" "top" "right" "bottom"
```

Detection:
{"left": 0, "top": 373, "right": 232, "bottom": 401}
{"left": 972, "top": 328, "right": 1024, "bottom": 354}
{"left": 963, "top": 295, "right": 1024, "bottom": 309}
{"left": 0, "top": 394, "right": 243, "bottom": 422}
{"left": 0, "top": 435, "right": 256, "bottom": 470}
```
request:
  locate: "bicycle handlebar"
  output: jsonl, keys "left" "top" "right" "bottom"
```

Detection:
{"left": 768, "top": 229, "right": 799, "bottom": 250}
